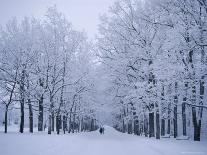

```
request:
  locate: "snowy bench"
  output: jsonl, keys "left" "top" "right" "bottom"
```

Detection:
{"left": 176, "top": 136, "right": 190, "bottom": 140}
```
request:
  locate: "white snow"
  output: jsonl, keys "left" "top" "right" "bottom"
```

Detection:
{"left": 0, "top": 126, "right": 206, "bottom": 155}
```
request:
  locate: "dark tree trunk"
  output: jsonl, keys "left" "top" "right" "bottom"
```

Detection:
{"left": 38, "top": 95, "right": 44, "bottom": 131}
{"left": 72, "top": 115, "right": 75, "bottom": 133}
{"left": 192, "top": 107, "right": 201, "bottom": 141}
{"left": 63, "top": 115, "right": 67, "bottom": 134}
{"left": 167, "top": 103, "right": 171, "bottom": 135}
{"left": 182, "top": 82, "right": 188, "bottom": 136}
{"left": 19, "top": 69, "right": 25, "bottom": 133}
{"left": 161, "top": 119, "right": 165, "bottom": 136}
{"left": 81, "top": 118, "right": 84, "bottom": 132}
{"left": 19, "top": 99, "right": 24, "bottom": 133}
{"left": 68, "top": 113, "right": 72, "bottom": 133}
{"left": 28, "top": 101, "right": 33, "bottom": 133}
{"left": 134, "top": 119, "right": 139, "bottom": 135}
{"left": 156, "top": 111, "right": 160, "bottom": 139}
{"left": 122, "top": 119, "right": 125, "bottom": 133}
{"left": 192, "top": 76, "right": 204, "bottom": 141}
{"left": 127, "top": 120, "right": 133, "bottom": 134}
{"left": 173, "top": 106, "right": 177, "bottom": 138}
{"left": 182, "top": 101, "right": 187, "bottom": 136}
{"left": 56, "top": 115, "right": 61, "bottom": 135}
{"left": 60, "top": 115, "right": 62, "bottom": 129}
{"left": 56, "top": 115, "right": 58, "bottom": 132}
{"left": 173, "top": 82, "right": 178, "bottom": 138}
{"left": 52, "top": 112, "right": 55, "bottom": 131}
{"left": 161, "top": 85, "right": 165, "bottom": 136}
{"left": 48, "top": 114, "right": 52, "bottom": 134}
{"left": 90, "top": 119, "right": 94, "bottom": 131}
{"left": 144, "top": 115, "right": 148, "bottom": 137}
{"left": 149, "top": 112, "right": 154, "bottom": 137}
{"left": 167, "top": 117, "right": 170, "bottom": 135}
{"left": 4, "top": 106, "right": 8, "bottom": 133}
{"left": 48, "top": 99, "right": 53, "bottom": 134}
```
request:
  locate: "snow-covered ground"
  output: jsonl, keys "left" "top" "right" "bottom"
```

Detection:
{"left": 0, "top": 126, "right": 207, "bottom": 155}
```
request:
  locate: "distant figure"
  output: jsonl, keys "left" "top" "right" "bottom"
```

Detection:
{"left": 102, "top": 127, "right": 105, "bottom": 134}
{"left": 99, "top": 127, "right": 103, "bottom": 134}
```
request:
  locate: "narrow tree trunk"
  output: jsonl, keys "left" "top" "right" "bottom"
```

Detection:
{"left": 173, "top": 106, "right": 177, "bottom": 138}
{"left": 182, "top": 101, "right": 187, "bottom": 136}
{"left": 68, "top": 113, "right": 72, "bottom": 133}
{"left": 161, "top": 119, "right": 165, "bottom": 136}
{"left": 48, "top": 97, "right": 53, "bottom": 134}
{"left": 19, "top": 99, "right": 24, "bottom": 133}
{"left": 63, "top": 115, "right": 67, "bottom": 134}
{"left": 134, "top": 119, "right": 139, "bottom": 135}
{"left": 182, "top": 82, "right": 188, "bottom": 136}
{"left": 122, "top": 118, "right": 125, "bottom": 133}
{"left": 167, "top": 115, "right": 170, "bottom": 135}
{"left": 173, "top": 82, "right": 178, "bottom": 138}
{"left": 81, "top": 117, "right": 84, "bottom": 132}
{"left": 149, "top": 112, "right": 155, "bottom": 137}
{"left": 38, "top": 95, "right": 44, "bottom": 131}
{"left": 28, "top": 101, "right": 33, "bottom": 133}
{"left": 90, "top": 119, "right": 94, "bottom": 131}
{"left": 56, "top": 115, "right": 60, "bottom": 134}
{"left": 59, "top": 115, "right": 62, "bottom": 134}
{"left": 48, "top": 114, "right": 52, "bottom": 134}
{"left": 56, "top": 115, "right": 58, "bottom": 132}
{"left": 144, "top": 115, "right": 148, "bottom": 137}
{"left": 192, "top": 107, "right": 201, "bottom": 141}
{"left": 4, "top": 106, "right": 8, "bottom": 133}
{"left": 161, "top": 85, "right": 165, "bottom": 136}
{"left": 19, "top": 69, "right": 25, "bottom": 133}
{"left": 128, "top": 120, "right": 133, "bottom": 134}
{"left": 52, "top": 112, "right": 55, "bottom": 131}
{"left": 167, "top": 101, "right": 171, "bottom": 135}
{"left": 193, "top": 76, "right": 205, "bottom": 141}
{"left": 156, "top": 111, "right": 160, "bottom": 139}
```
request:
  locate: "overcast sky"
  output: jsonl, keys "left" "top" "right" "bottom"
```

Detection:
{"left": 0, "top": 0, "right": 115, "bottom": 38}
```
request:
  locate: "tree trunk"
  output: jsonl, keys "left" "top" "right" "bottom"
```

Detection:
{"left": 19, "top": 69, "right": 25, "bottom": 133}
{"left": 122, "top": 119, "right": 125, "bottom": 133}
{"left": 38, "top": 95, "right": 44, "bottom": 131}
{"left": 182, "top": 101, "right": 187, "bottom": 136}
{"left": 161, "top": 85, "right": 165, "bottom": 136}
{"left": 59, "top": 115, "right": 62, "bottom": 134}
{"left": 182, "top": 82, "right": 188, "bottom": 136}
{"left": 48, "top": 114, "right": 52, "bottom": 134}
{"left": 19, "top": 99, "right": 24, "bottom": 133}
{"left": 156, "top": 111, "right": 160, "bottom": 139}
{"left": 56, "top": 115, "right": 61, "bottom": 134}
{"left": 52, "top": 112, "right": 55, "bottom": 131}
{"left": 144, "top": 115, "right": 148, "bottom": 137}
{"left": 173, "top": 106, "right": 177, "bottom": 138}
{"left": 56, "top": 115, "right": 58, "bottom": 132}
{"left": 4, "top": 106, "right": 8, "bottom": 133}
{"left": 81, "top": 118, "right": 84, "bottom": 132}
{"left": 134, "top": 119, "right": 139, "bottom": 135}
{"left": 149, "top": 112, "right": 155, "bottom": 137}
{"left": 161, "top": 119, "right": 165, "bottom": 136}
{"left": 90, "top": 119, "right": 94, "bottom": 131}
{"left": 167, "top": 116, "right": 170, "bottom": 135}
{"left": 167, "top": 102, "right": 171, "bottom": 135}
{"left": 192, "top": 107, "right": 201, "bottom": 141}
{"left": 173, "top": 82, "right": 178, "bottom": 138}
{"left": 68, "top": 113, "right": 72, "bottom": 133}
{"left": 28, "top": 101, "right": 33, "bottom": 133}
{"left": 63, "top": 115, "right": 67, "bottom": 134}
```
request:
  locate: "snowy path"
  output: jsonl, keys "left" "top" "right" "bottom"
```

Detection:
{"left": 0, "top": 126, "right": 207, "bottom": 155}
